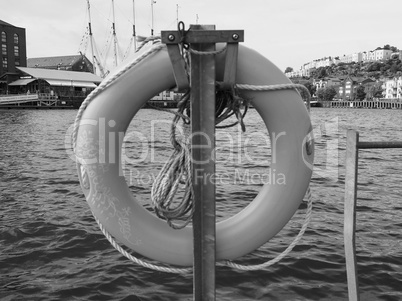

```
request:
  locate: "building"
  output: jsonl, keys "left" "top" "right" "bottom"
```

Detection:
{"left": 340, "top": 54, "right": 354, "bottom": 64}
{"left": 0, "top": 20, "right": 27, "bottom": 94}
{"left": 383, "top": 77, "right": 402, "bottom": 99}
{"left": 313, "top": 77, "right": 342, "bottom": 98}
{"left": 375, "top": 48, "right": 392, "bottom": 61}
{"left": 285, "top": 68, "right": 310, "bottom": 78}
{"left": 8, "top": 67, "right": 101, "bottom": 99}
{"left": 338, "top": 76, "right": 375, "bottom": 100}
{"left": 362, "top": 50, "right": 376, "bottom": 62}
{"left": 293, "top": 47, "right": 399, "bottom": 75}
{"left": 352, "top": 52, "right": 362, "bottom": 63}
{"left": 27, "top": 54, "right": 94, "bottom": 73}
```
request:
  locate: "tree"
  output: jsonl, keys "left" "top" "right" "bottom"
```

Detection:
{"left": 367, "top": 62, "right": 382, "bottom": 72}
{"left": 355, "top": 85, "right": 366, "bottom": 100}
{"left": 304, "top": 82, "right": 317, "bottom": 97}
{"left": 390, "top": 63, "right": 399, "bottom": 74}
{"left": 316, "top": 88, "right": 325, "bottom": 101}
{"left": 284, "top": 67, "right": 293, "bottom": 73}
{"left": 316, "top": 86, "right": 337, "bottom": 101}
{"left": 324, "top": 86, "right": 337, "bottom": 101}
{"left": 317, "top": 67, "right": 327, "bottom": 78}
{"left": 369, "top": 83, "right": 383, "bottom": 99}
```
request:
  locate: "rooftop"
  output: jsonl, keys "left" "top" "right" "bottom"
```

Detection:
{"left": 0, "top": 20, "right": 14, "bottom": 27}
{"left": 0, "top": 19, "right": 24, "bottom": 29}
{"left": 17, "top": 67, "right": 102, "bottom": 83}
{"left": 27, "top": 55, "right": 87, "bottom": 69}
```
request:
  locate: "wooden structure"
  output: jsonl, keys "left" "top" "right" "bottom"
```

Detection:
{"left": 344, "top": 130, "right": 402, "bottom": 301}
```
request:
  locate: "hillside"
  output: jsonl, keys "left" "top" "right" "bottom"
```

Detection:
{"left": 308, "top": 57, "right": 402, "bottom": 80}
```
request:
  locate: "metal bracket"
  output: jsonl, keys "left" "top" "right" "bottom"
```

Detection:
{"left": 166, "top": 44, "right": 189, "bottom": 92}
{"left": 161, "top": 29, "right": 244, "bottom": 92}
{"left": 221, "top": 42, "right": 239, "bottom": 90}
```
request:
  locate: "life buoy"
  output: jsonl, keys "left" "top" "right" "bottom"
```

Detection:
{"left": 75, "top": 44, "right": 314, "bottom": 266}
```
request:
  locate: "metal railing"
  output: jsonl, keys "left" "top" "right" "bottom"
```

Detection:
{"left": 344, "top": 129, "right": 402, "bottom": 301}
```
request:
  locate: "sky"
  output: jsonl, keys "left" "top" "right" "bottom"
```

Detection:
{"left": 1, "top": 0, "right": 401, "bottom": 73}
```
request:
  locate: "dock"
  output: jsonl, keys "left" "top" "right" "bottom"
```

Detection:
{"left": 0, "top": 94, "right": 85, "bottom": 109}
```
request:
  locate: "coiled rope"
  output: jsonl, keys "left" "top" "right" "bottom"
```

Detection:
{"left": 73, "top": 40, "right": 313, "bottom": 274}
{"left": 151, "top": 92, "right": 194, "bottom": 229}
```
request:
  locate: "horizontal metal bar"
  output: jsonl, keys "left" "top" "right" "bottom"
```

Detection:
{"left": 161, "top": 29, "right": 244, "bottom": 44}
{"left": 357, "top": 141, "right": 402, "bottom": 149}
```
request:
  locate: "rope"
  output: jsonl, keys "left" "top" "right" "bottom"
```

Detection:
{"left": 95, "top": 215, "right": 192, "bottom": 274}
{"left": 150, "top": 48, "right": 247, "bottom": 229}
{"left": 151, "top": 93, "right": 194, "bottom": 229}
{"left": 222, "top": 187, "right": 313, "bottom": 270}
{"left": 237, "top": 83, "right": 311, "bottom": 112}
{"left": 96, "top": 186, "right": 313, "bottom": 273}
{"left": 188, "top": 46, "right": 227, "bottom": 56}
{"left": 73, "top": 38, "right": 314, "bottom": 274}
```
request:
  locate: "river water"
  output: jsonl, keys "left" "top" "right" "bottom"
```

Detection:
{"left": 0, "top": 107, "right": 401, "bottom": 300}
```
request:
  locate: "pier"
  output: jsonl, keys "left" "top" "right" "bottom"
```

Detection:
{"left": 0, "top": 94, "right": 86, "bottom": 109}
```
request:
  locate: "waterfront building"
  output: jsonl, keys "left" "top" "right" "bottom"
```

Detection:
{"left": 338, "top": 76, "right": 375, "bottom": 100}
{"left": 383, "top": 77, "right": 402, "bottom": 99}
{"left": 313, "top": 77, "right": 342, "bottom": 98}
{"left": 0, "top": 20, "right": 27, "bottom": 94}
{"left": 8, "top": 67, "right": 101, "bottom": 99}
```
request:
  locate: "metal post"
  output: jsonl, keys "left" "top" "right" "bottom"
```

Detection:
{"left": 190, "top": 24, "right": 216, "bottom": 301}
{"left": 344, "top": 130, "right": 402, "bottom": 300}
{"left": 344, "top": 129, "right": 360, "bottom": 301}
{"left": 161, "top": 26, "right": 243, "bottom": 301}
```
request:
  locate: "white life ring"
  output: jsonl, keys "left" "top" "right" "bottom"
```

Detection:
{"left": 75, "top": 44, "right": 314, "bottom": 266}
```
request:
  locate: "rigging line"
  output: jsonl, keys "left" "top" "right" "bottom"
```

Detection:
{"left": 78, "top": 2, "right": 90, "bottom": 53}
{"left": 100, "top": 28, "right": 113, "bottom": 59}
{"left": 114, "top": 1, "right": 134, "bottom": 25}
{"left": 90, "top": 1, "right": 113, "bottom": 24}
{"left": 77, "top": 27, "right": 89, "bottom": 54}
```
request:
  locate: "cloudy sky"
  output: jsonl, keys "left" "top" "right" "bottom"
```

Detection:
{"left": 1, "top": 0, "right": 401, "bottom": 73}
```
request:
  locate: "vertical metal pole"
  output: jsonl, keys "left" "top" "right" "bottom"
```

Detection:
{"left": 344, "top": 129, "right": 360, "bottom": 301}
{"left": 190, "top": 24, "right": 216, "bottom": 301}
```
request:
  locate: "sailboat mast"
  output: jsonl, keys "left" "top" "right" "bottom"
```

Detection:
{"left": 151, "top": 0, "right": 155, "bottom": 36}
{"left": 111, "top": 0, "right": 118, "bottom": 67}
{"left": 86, "top": 0, "right": 96, "bottom": 74}
{"left": 132, "top": 0, "right": 137, "bottom": 52}
{"left": 176, "top": 4, "right": 179, "bottom": 26}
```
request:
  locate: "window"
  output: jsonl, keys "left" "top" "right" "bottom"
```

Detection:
{"left": 1, "top": 31, "right": 6, "bottom": 43}
{"left": 14, "top": 45, "right": 19, "bottom": 57}
{"left": 2, "top": 44, "right": 6, "bottom": 55}
{"left": 14, "top": 33, "right": 18, "bottom": 44}
{"left": 2, "top": 57, "right": 8, "bottom": 69}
